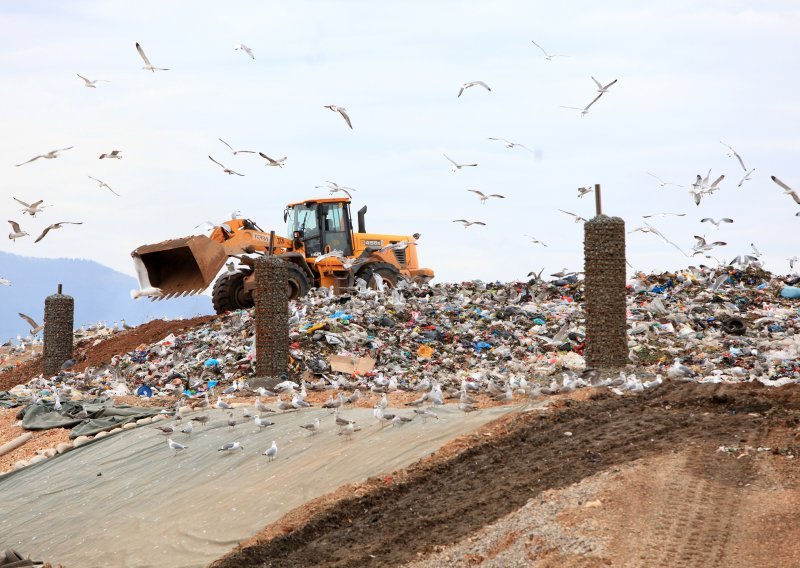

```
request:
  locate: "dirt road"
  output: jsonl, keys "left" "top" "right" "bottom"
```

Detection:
{"left": 214, "top": 381, "right": 800, "bottom": 567}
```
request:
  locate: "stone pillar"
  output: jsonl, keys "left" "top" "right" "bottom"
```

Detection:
{"left": 583, "top": 215, "right": 628, "bottom": 369}
{"left": 43, "top": 284, "right": 74, "bottom": 376}
{"left": 253, "top": 257, "right": 289, "bottom": 387}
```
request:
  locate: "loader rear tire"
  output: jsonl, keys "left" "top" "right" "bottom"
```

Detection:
{"left": 212, "top": 271, "right": 253, "bottom": 314}
{"left": 286, "top": 263, "right": 310, "bottom": 300}
{"left": 358, "top": 262, "right": 403, "bottom": 291}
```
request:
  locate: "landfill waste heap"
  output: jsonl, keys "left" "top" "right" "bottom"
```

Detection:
{"left": 2, "top": 265, "right": 800, "bottom": 406}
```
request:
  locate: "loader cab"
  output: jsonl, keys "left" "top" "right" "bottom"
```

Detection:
{"left": 286, "top": 199, "right": 354, "bottom": 258}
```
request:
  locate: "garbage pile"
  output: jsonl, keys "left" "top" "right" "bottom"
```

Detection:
{"left": 2, "top": 266, "right": 799, "bottom": 406}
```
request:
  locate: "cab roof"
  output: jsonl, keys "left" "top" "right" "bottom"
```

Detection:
{"left": 287, "top": 197, "right": 351, "bottom": 207}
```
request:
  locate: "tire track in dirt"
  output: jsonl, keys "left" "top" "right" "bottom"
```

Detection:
{"left": 213, "top": 383, "right": 796, "bottom": 568}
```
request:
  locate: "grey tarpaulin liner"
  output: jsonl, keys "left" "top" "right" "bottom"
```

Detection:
{"left": 18, "top": 399, "right": 164, "bottom": 438}
{"left": 0, "top": 404, "right": 521, "bottom": 568}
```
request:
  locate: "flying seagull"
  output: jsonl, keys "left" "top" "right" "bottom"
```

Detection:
{"left": 258, "top": 152, "right": 287, "bottom": 167}
{"left": 130, "top": 250, "right": 163, "bottom": 299}
{"left": 487, "top": 137, "right": 532, "bottom": 151}
{"left": 76, "top": 74, "right": 109, "bottom": 88}
{"left": 443, "top": 154, "right": 477, "bottom": 172}
{"left": 642, "top": 212, "right": 686, "bottom": 219}
{"left": 577, "top": 186, "right": 593, "bottom": 198}
{"left": 218, "top": 138, "right": 255, "bottom": 155}
{"left": 591, "top": 76, "right": 618, "bottom": 93}
{"left": 561, "top": 93, "right": 603, "bottom": 117}
{"left": 629, "top": 223, "right": 689, "bottom": 257}
{"left": 316, "top": 181, "right": 355, "bottom": 198}
{"left": 738, "top": 168, "right": 755, "bottom": 188}
{"left": 720, "top": 141, "right": 747, "bottom": 171}
{"left": 558, "top": 209, "right": 588, "bottom": 223}
{"left": 701, "top": 217, "right": 734, "bottom": 229}
{"left": 692, "top": 235, "right": 727, "bottom": 255}
{"left": 88, "top": 176, "right": 120, "bottom": 196}
{"left": 15, "top": 146, "right": 73, "bottom": 167}
{"left": 453, "top": 219, "right": 486, "bottom": 228}
{"left": 647, "top": 172, "right": 683, "bottom": 188}
{"left": 34, "top": 222, "right": 83, "bottom": 243}
{"left": 458, "top": 81, "right": 491, "bottom": 97}
{"left": 99, "top": 150, "right": 122, "bottom": 159}
{"left": 323, "top": 105, "right": 353, "bottom": 129}
{"left": 234, "top": 43, "right": 255, "bottom": 59}
{"left": 18, "top": 313, "right": 43, "bottom": 335}
{"left": 523, "top": 235, "right": 548, "bottom": 247}
{"left": 530, "top": 40, "right": 567, "bottom": 60}
{"left": 467, "top": 189, "right": 505, "bottom": 204}
{"left": 209, "top": 155, "right": 244, "bottom": 176}
{"left": 13, "top": 197, "right": 48, "bottom": 217}
{"left": 136, "top": 42, "right": 169, "bottom": 72}
{"left": 770, "top": 176, "right": 800, "bottom": 205}
{"left": 7, "top": 220, "right": 28, "bottom": 241}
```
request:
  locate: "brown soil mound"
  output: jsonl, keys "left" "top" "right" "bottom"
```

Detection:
{"left": 0, "top": 316, "right": 214, "bottom": 391}
{"left": 212, "top": 381, "right": 800, "bottom": 568}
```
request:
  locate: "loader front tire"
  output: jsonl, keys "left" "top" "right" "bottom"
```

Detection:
{"left": 358, "top": 262, "right": 402, "bottom": 291}
{"left": 212, "top": 271, "right": 253, "bottom": 313}
{"left": 286, "top": 263, "right": 310, "bottom": 300}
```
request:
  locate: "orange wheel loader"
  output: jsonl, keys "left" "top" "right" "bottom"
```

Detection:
{"left": 130, "top": 197, "right": 434, "bottom": 314}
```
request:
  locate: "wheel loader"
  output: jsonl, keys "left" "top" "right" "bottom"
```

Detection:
{"left": 131, "top": 197, "right": 434, "bottom": 314}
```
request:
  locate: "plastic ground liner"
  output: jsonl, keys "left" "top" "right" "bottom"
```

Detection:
{"left": 0, "top": 403, "right": 518, "bottom": 568}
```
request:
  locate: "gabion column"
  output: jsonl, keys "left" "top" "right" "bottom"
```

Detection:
{"left": 583, "top": 215, "right": 628, "bottom": 369}
{"left": 43, "top": 284, "right": 74, "bottom": 376}
{"left": 254, "top": 257, "right": 289, "bottom": 383}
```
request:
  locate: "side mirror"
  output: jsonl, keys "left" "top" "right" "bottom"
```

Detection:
{"left": 283, "top": 209, "right": 289, "bottom": 222}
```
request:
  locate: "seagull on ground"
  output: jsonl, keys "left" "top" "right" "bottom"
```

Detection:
{"left": 218, "top": 441, "right": 244, "bottom": 452}
{"left": 7, "top": 220, "right": 28, "bottom": 241}
{"left": 218, "top": 138, "right": 256, "bottom": 155}
{"left": 591, "top": 76, "right": 618, "bottom": 93}
{"left": 180, "top": 421, "right": 193, "bottom": 435}
{"left": 135, "top": 42, "right": 169, "bottom": 72}
{"left": 254, "top": 415, "right": 274, "bottom": 430}
{"left": 647, "top": 172, "right": 683, "bottom": 188}
{"left": 99, "top": 150, "right": 122, "bottom": 159}
{"left": 76, "top": 74, "right": 109, "bottom": 88}
{"left": 15, "top": 147, "right": 73, "bottom": 167}
{"left": 467, "top": 189, "right": 505, "bottom": 204}
{"left": 209, "top": 156, "right": 244, "bottom": 176}
{"left": 523, "top": 235, "right": 547, "bottom": 247}
{"left": 300, "top": 417, "right": 321, "bottom": 435}
{"left": 18, "top": 313, "right": 43, "bottom": 335}
{"left": 13, "top": 198, "right": 49, "bottom": 217}
{"left": 487, "top": 137, "right": 531, "bottom": 151}
{"left": 558, "top": 209, "right": 587, "bottom": 223}
{"left": 458, "top": 81, "right": 491, "bottom": 97}
{"left": 234, "top": 44, "right": 255, "bottom": 59}
{"left": 452, "top": 219, "right": 486, "bottom": 228}
{"left": 323, "top": 105, "right": 352, "bottom": 129}
{"left": 770, "top": 176, "right": 800, "bottom": 205}
{"left": 263, "top": 440, "right": 278, "bottom": 461}
{"left": 130, "top": 250, "right": 163, "bottom": 299}
{"left": 258, "top": 152, "right": 287, "bottom": 167}
{"left": 443, "top": 154, "right": 477, "bottom": 171}
{"left": 34, "top": 222, "right": 82, "bottom": 243}
{"left": 530, "top": 40, "right": 567, "bottom": 60}
{"left": 701, "top": 217, "right": 734, "bottom": 229}
{"left": 88, "top": 176, "right": 120, "bottom": 196}
{"left": 561, "top": 94, "right": 603, "bottom": 117}
{"left": 720, "top": 141, "right": 747, "bottom": 171}
{"left": 167, "top": 438, "right": 187, "bottom": 456}
{"left": 154, "top": 424, "right": 176, "bottom": 435}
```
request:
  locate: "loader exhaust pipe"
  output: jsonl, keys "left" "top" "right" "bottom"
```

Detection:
{"left": 357, "top": 205, "right": 367, "bottom": 233}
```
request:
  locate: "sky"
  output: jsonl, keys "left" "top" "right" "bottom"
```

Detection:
{"left": 1, "top": 0, "right": 799, "bottom": 292}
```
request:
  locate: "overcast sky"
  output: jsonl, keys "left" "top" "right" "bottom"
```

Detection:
{"left": 1, "top": 0, "right": 798, "bottom": 290}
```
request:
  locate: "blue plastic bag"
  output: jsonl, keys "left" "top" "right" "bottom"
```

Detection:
{"left": 780, "top": 286, "right": 800, "bottom": 299}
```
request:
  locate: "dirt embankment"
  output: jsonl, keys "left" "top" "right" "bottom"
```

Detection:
{"left": 0, "top": 316, "right": 214, "bottom": 391}
{"left": 213, "top": 382, "right": 800, "bottom": 568}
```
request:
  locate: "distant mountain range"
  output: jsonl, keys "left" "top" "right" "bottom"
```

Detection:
{"left": 0, "top": 251, "right": 212, "bottom": 342}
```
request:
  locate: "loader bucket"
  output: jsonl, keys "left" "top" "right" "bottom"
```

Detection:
{"left": 134, "top": 235, "right": 228, "bottom": 298}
